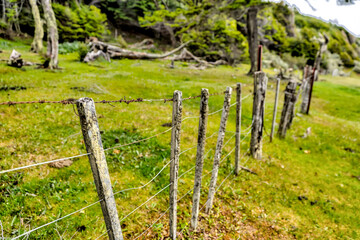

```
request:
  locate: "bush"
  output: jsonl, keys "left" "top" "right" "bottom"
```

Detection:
{"left": 262, "top": 51, "right": 289, "bottom": 70}
{"left": 340, "top": 52, "right": 354, "bottom": 67}
{"left": 322, "top": 51, "right": 343, "bottom": 73}
{"left": 52, "top": 3, "right": 108, "bottom": 42}
{"left": 77, "top": 43, "right": 89, "bottom": 62}
{"left": 59, "top": 41, "right": 81, "bottom": 54}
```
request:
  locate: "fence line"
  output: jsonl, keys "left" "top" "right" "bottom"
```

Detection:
{"left": 2, "top": 82, "right": 267, "bottom": 239}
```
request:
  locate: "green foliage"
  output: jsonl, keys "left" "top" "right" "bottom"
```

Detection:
{"left": 0, "top": 20, "right": 7, "bottom": 30}
{"left": 99, "top": 0, "right": 156, "bottom": 22}
{"left": 116, "top": 35, "right": 128, "bottom": 48}
{"left": 77, "top": 43, "right": 89, "bottom": 62}
{"left": 140, "top": 4, "right": 248, "bottom": 63}
{"left": 52, "top": 3, "right": 108, "bottom": 42}
{"left": 58, "top": 41, "right": 82, "bottom": 54}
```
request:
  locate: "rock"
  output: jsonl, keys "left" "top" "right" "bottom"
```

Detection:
{"left": 49, "top": 159, "right": 73, "bottom": 168}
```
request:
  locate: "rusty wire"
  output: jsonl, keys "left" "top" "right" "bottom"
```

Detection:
{"left": 0, "top": 91, "right": 226, "bottom": 106}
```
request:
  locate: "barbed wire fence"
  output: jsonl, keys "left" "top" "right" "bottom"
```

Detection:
{"left": 0, "top": 70, "right": 307, "bottom": 240}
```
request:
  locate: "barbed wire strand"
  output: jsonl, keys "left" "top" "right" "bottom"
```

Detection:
{"left": 94, "top": 230, "right": 109, "bottom": 240}
{"left": 120, "top": 183, "right": 171, "bottom": 223}
{"left": 0, "top": 153, "right": 90, "bottom": 175}
{"left": 11, "top": 200, "right": 102, "bottom": 240}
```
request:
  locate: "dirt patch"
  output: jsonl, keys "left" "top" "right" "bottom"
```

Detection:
{"left": 0, "top": 86, "right": 27, "bottom": 91}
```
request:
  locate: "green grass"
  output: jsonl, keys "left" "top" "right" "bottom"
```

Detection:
{"left": 0, "top": 38, "right": 359, "bottom": 239}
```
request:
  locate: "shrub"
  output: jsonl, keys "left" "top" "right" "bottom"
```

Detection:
{"left": 52, "top": 3, "right": 108, "bottom": 42}
{"left": 77, "top": 43, "right": 89, "bottom": 62}
{"left": 262, "top": 51, "right": 289, "bottom": 70}
{"left": 59, "top": 41, "right": 81, "bottom": 54}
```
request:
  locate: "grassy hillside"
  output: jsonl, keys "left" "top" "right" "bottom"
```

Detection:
{"left": 0, "top": 39, "right": 359, "bottom": 239}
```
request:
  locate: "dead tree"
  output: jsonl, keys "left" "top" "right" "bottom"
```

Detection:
{"left": 29, "top": 0, "right": 44, "bottom": 53}
{"left": 41, "top": 0, "right": 58, "bottom": 69}
{"left": 247, "top": 7, "right": 258, "bottom": 75}
{"left": 314, "top": 34, "right": 329, "bottom": 81}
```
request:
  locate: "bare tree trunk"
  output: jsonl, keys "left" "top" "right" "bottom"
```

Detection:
{"left": 41, "top": 0, "right": 58, "bottom": 69}
{"left": 2, "top": 0, "right": 6, "bottom": 22}
{"left": 314, "top": 34, "right": 329, "bottom": 81}
{"left": 246, "top": 7, "right": 258, "bottom": 76}
{"left": 29, "top": 0, "right": 43, "bottom": 53}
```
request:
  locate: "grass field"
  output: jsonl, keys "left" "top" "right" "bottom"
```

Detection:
{"left": 0, "top": 38, "right": 359, "bottom": 239}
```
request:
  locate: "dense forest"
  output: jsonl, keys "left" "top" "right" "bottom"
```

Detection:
{"left": 0, "top": 0, "right": 359, "bottom": 73}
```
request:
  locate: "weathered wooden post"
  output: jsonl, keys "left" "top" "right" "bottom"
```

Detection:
{"left": 270, "top": 78, "right": 280, "bottom": 142}
{"left": 250, "top": 72, "right": 267, "bottom": 159}
{"left": 277, "top": 80, "right": 298, "bottom": 138}
{"left": 190, "top": 89, "right": 209, "bottom": 231}
{"left": 77, "top": 98, "right": 123, "bottom": 240}
{"left": 300, "top": 66, "right": 311, "bottom": 114}
{"left": 206, "top": 87, "right": 232, "bottom": 213}
{"left": 234, "top": 83, "right": 242, "bottom": 175}
{"left": 169, "top": 90, "right": 183, "bottom": 240}
{"left": 306, "top": 67, "right": 316, "bottom": 114}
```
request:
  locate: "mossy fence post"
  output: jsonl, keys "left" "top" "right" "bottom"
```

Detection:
{"left": 206, "top": 87, "right": 232, "bottom": 213}
{"left": 190, "top": 88, "right": 209, "bottom": 231}
{"left": 235, "top": 83, "right": 242, "bottom": 175}
{"left": 270, "top": 78, "right": 280, "bottom": 142}
{"left": 278, "top": 80, "right": 298, "bottom": 138}
{"left": 169, "top": 90, "right": 183, "bottom": 240}
{"left": 250, "top": 72, "right": 267, "bottom": 159}
{"left": 77, "top": 98, "right": 123, "bottom": 240}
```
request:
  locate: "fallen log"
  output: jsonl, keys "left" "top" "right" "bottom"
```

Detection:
{"left": 86, "top": 40, "right": 191, "bottom": 61}
{"left": 171, "top": 48, "right": 228, "bottom": 68}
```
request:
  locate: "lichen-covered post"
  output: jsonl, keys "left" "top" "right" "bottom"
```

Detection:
{"left": 190, "top": 89, "right": 209, "bottom": 231}
{"left": 169, "top": 91, "right": 183, "bottom": 240}
{"left": 270, "top": 78, "right": 280, "bottom": 142}
{"left": 300, "top": 66, "right": 311, "bottom": 114}
{"left": 206, "top": 87, "right": 232, "bottom": 213}
{"left": 250, "top": 72, "right": 268, "bottom": 159}
{"left": 76, "top": 98, "right": 123, "bottom": 240}
{"left": 235, "top": 83, "right": 242, "bottom": 175}
{"left": 277, "top": 80, "right": 298, "bottom": 138}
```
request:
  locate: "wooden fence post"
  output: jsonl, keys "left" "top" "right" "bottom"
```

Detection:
{"left": 235, "top": 83, "right": 242, "bottom": 175}
{"left": 190, "top": 88, "right": 209, "bottom": 231}
{"left": 205, "top": 87, "right": 232, "bottom": 214}
{"left": 300, "top": 66, "right": 311, "bottom": 114}
{"left": 169, "top": 90, "right": 183, "bottom": 240}
{"left": 277, "top": 80, "right": 298, "bottom": 138}
{"left": 270, "top": 78, "right": 280, "bottom": 142}
{"left": 76, "top": 98, "right": 123, "bottom": 240}
{"left": 306, "top": 67, "right": 316, "bottom": 114}
{"left": 250, "top": 72, "right": 268, "bottom": 160}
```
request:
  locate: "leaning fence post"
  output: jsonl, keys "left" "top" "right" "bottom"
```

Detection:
{"left": 306, "top": 67, "right": 316, "bottom": 114}
{"left": 190, "top": 88, "right": 209, "bottom": 231}
{"left": 250, "top": 72, "right": 268, "bottom": 159}
{"left": 270, "top": 78, "right": 280, "bottom": 142}
{"left": 205, "top": 87, "right": 232, "bottom": 214}
{"left": 234, "top": 83, "right": 242, "bottom": 175}
{"left": 169, "top": 90, "right": 183, "bottom": 240}
{"left": 277, "top": 80, "right": 298, "bottom": 138}
{"left": 76, "top": 98, "right": 123, "bottom": 240}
